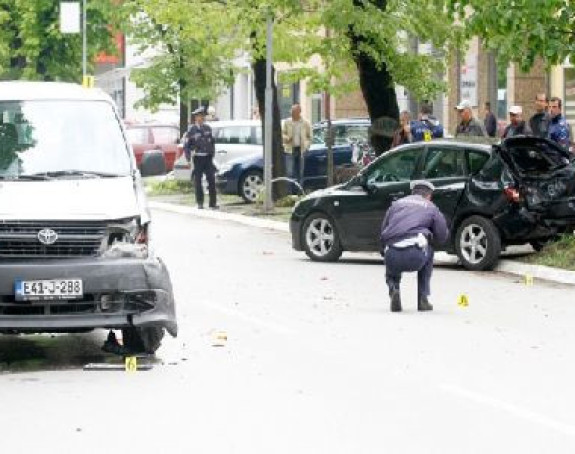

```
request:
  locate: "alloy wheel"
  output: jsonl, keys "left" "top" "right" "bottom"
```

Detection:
{"left": 305, "top": 217, "right": 335, "bottom": 258}
{"left": 459, "top": 223, "right": 488, "bottom": 265}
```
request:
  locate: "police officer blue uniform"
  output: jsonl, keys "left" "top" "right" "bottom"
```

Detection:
{"left": 184, "top": 106, "right": 218, "bottom": 209}
{"left": 380, "top": 180, "right": 449, "bottom": 312}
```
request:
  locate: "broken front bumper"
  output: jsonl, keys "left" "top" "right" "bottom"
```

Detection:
{"left": 0, "top": 255, "right": 177, "bottom": 336}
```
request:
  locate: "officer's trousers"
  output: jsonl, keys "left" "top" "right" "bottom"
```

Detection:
{"left": 384, "top": 245, "right": 433, "bottom": 298}
{"left": 192, "top": 156, "right": 217, "bottom": 208}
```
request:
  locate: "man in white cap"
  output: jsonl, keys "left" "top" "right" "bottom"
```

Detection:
{"left": 502, "top": 105, "right": 532, "bottom": 139}
{"left": 380, "top": 180, "right": 449, "bottom": 312}
{"left": 454, "top": 99, "right": 487, "bottom": 138}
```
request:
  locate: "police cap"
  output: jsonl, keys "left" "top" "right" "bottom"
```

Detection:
{"left": 192, "top": 106, "right": 207, "bottom": 116}
{"left": 410, "top": 180, "right": 435, "bottom": 192}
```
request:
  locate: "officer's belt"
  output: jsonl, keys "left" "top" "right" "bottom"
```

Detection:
{"left": 391, "top": 233, "right": 428, "bottom": 249}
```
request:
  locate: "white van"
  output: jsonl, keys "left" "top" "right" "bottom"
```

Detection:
{"left": 173, "top": 119, "right": 262, "bottom": 180}
{"left": 0, "top": 82, "right": 177, "bottom": 354}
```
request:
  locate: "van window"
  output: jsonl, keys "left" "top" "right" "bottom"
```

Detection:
{"left": 151, "top": 126, "right": 179, "bottom": 144}
{"left": 213, "top": 126, "right": 253, "bottom": 145}
{"left": 0, "top": 100, "right": 131, "bottom": 177}
{"left": 125, "top": 127, "right": 149, "bottom": 144}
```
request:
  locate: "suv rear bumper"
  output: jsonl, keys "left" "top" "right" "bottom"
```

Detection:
{"left": 0, "top": 256, "right": 177, "bottom": 336}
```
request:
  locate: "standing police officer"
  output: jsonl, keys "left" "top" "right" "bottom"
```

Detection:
{"left": 185, "top": 106, "right": 218, "bottom": 209}
{"left": 380, "top": 180, "right": 448, "bottom": 312}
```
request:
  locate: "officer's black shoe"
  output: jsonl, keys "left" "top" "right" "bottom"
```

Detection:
{"left": 209, "top": 205, "right": 220, "bottom": 210}
{"left": 390, "top": 289, "right": 402, "bottom": 312}
{"left": 418, "top": 296, "right": 433, "bottom": 311}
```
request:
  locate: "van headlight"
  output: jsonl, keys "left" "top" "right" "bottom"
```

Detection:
{"left": 107, "top": 218, "right": 149, "bottom": 246}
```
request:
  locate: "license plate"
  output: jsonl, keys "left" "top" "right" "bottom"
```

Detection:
{"left": 15, "top": 279, "right": 83, "bottom": 301}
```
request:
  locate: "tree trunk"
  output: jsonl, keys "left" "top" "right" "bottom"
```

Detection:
{"left": 252, "top": 57, "right": 288, "bottom": 200}
{"left": 349, "top": 0, "right": 399, "bottom": 156}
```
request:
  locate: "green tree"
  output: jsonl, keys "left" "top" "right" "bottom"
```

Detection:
{"left": 0, "top": 0, "right": 118, "bottom": 81}
{"left": 123, "top": 0, "right": 241, "bottom": 133}
{"left": 448, "top": 0, "right": 575, "bottom": 71}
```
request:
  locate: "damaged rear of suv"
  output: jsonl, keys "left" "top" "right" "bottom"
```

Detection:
{"left": 0, "top": 82, "right": 177, "bottom": 354}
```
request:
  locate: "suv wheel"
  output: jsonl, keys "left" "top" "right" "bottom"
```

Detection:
{"left": 455, "top": 215, "right": 501, "bottom": 271}
{"left": 239, "top": 170, "right": 263, "bottom": 203}
{"left": 302, "top": 213, "right": 343, "bottom": 262}
{"left": 122, "top": 326, "right": 165, "bottom": 354}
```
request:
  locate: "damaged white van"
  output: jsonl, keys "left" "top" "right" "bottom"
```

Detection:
{"left": 0, "top": 81, "right": 177, "bottom": 354}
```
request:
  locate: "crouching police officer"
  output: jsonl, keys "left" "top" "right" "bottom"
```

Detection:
{"left": 185, "top": 106, "right": 218, "bottom": 209}
{"left": 380, "top": 180, "right": 448, "bottom": 312}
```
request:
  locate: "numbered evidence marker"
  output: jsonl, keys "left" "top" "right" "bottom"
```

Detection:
{"left": 125, "top": 356, "right": 138, "bottom": 372}
{"left": 524, "top": 274, "right": 534, "bottom": 286}
{"left": 457, "top": 294, "right": 469, "bottom": 307}
{"left": 212, "top": 331, "right": 228, "bottom": 347}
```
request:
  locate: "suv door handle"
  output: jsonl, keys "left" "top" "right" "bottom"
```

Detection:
{"left": 217, "top": 149, "right": 228, "bottom": 154}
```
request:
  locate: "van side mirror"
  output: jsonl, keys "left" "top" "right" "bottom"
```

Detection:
{"left": 140, "top": 149, "right": 166, "bottom": 177}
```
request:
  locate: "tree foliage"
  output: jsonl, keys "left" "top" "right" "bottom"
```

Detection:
{"left": 0, "top": 0, "right": 118, "bottom": 81}
{"left": 449, "top": 0, "right": 575, "bottom": 71}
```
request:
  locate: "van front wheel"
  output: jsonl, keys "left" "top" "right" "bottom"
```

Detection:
{"left": 122, "top": 326, "right": 164, "bottom": 354}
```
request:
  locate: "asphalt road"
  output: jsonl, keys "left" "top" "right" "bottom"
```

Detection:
{"left": 0, "top": 209, "right": 574, "bottom": 453}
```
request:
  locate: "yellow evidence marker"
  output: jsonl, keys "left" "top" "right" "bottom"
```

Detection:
{"left": 125, "top": 356, "right": 138, "bottom": 372}
{"left": 212, "top": 331, "right": 228, "bottom": 347}
{"left": 457, "top": 294, "right": 469, "bottom": 307}
{"left": 524, "top": 274, "right": 534, "bottom": 286}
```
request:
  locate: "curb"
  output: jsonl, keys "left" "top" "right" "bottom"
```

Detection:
{"left": 149, "top": 200, "right": 575, "bottom": 286}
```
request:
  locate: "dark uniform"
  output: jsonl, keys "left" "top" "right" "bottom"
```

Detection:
{"left": 184, "top": 107, "right": 217, "bottom": 209}
{"left": 380, "top": 181, "right": 448, "bottom": 312}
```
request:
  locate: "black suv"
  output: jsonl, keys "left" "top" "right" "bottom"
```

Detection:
{"left": 290, "top": 137, "right": 575, "bottom": 270}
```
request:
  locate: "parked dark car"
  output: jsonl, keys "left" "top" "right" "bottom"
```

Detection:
{"left": 216, "top": 118, "right": 370, "bottom": 202}
{"left": 290, "top": 137, "right": 575, "bottom": 271}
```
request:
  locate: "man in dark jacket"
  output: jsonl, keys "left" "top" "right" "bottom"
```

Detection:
{"left": 502, "top": 105, "right": 532, "bottom": 138}
{"left": 529, "top": 93, "right": 550, "bottom": 138}
{"left": 380, "top": 180, "right": 449, "bottom": 312}
{"left": 483, "top": 102, "right": 497, "bottom": 137}
{"left": 455, "top": 100, "right": 487, "bottom": 138}
{"left": 411, "top": 103, "right": 444, "bottom": 142}
{"left": 185, "top": 106, "right": 218, "bottom": 209}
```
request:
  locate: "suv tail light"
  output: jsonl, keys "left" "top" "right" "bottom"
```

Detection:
{"left": 504, "top": 186, "right": 521, "bottom": 203}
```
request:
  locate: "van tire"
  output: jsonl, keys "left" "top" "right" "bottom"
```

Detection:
{"left": 122, "top": 325, "right": 164, "bottom": 354}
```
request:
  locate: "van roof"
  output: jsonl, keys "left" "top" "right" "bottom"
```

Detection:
{"left": 0, "top": 81, "right": 114, "bottom": 103}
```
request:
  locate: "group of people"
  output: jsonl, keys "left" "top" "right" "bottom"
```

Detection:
{"left": 481, "top": 94, "right": 571, "bottom": 150}
{"left": 391, "top": 94, "right": 572, "bottom": 153}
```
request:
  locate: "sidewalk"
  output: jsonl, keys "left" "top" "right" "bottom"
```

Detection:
{"left": 149, "top": 200, "right": 575, "bottom": 286}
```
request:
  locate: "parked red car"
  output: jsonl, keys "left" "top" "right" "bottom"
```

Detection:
{"left": 125, "top": 122, "right": 180, "bottom": 172}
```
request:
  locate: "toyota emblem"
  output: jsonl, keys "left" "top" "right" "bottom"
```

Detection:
{"left": 37, "top": 228, "right": 58, "bottom": 245}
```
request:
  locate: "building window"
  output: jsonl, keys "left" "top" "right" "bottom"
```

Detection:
{"left": 311, "top": 94, "right": 322, "bottom": 123}
{"left": 564, "top": 67, "right": 575, "bottom": 138}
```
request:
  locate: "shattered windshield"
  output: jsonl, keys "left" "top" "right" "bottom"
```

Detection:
{"left": 0, "top": 100, "right": 131, "bottom": 179}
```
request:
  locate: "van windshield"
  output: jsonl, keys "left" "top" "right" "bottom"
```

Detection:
{"left": 0, "top": 100, "right": 131, "bottom": 178}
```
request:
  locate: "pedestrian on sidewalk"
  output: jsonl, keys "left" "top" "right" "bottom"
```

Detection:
{"left": 483, "top": 101, "right": 497, "bottom": 137}
{"left": 501, "top": 105, "right": 532, "bottom": 138}
{"left": 391, "top": 111, "right": 412, "bottom": 148}
{"left": 184, "top": 106, "right": 218, "bottom": 209}
{"left": 380, "top": 180, "right": 449, "bottom": 312}
{"left": 529, "top": 93, "right": 550, "bottom": 138}
{"left": 411, "top": 103, "right": 444, "bottom": 142}
{"left": 548, "top": 96, "right": 572, "bottom": 152}
{"left": 454, "top": 100, "right": 487, "bottom": 138}
{"left": 282, "top": 103, "right": 311, "bottom": 191}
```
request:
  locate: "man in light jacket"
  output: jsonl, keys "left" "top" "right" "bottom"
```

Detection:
{"left": 282, "top": 103, "right": 311, "bottom": 189}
